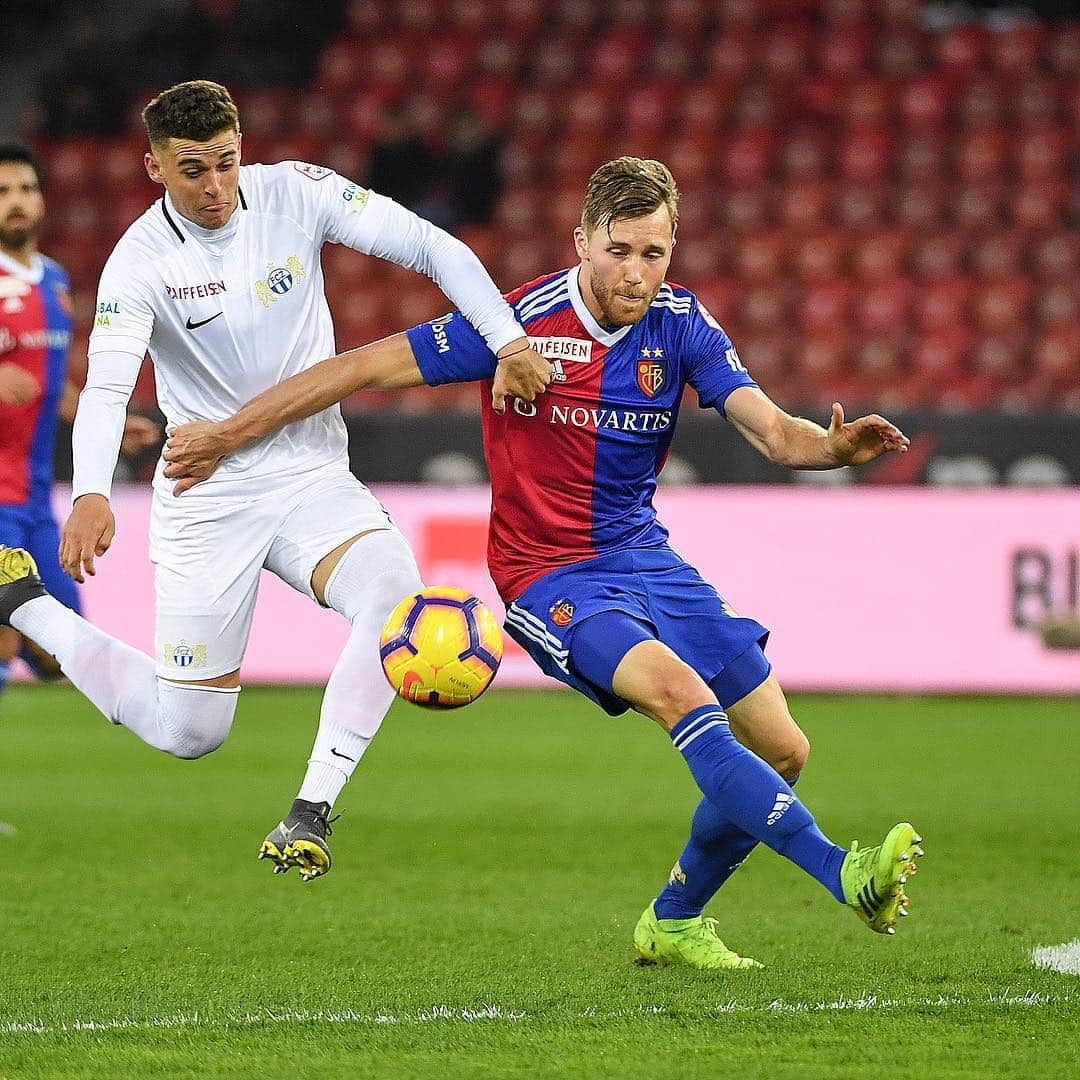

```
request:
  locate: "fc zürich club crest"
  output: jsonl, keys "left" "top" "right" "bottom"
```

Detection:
{"left": 637, "top": 348, "right": 665, "bottom": 398}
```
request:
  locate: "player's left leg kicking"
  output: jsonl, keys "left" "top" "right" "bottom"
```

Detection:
{"left": 604, "top": 640, "right": 923, "bottom": 968}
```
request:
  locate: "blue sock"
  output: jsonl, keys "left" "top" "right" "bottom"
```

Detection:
{"left": 0, "top": 660, "right": 9, "bottom": 699}
{"left": 668, "top": 705, "right": 847, "bottom": 903}
{"left": 653, "top": 774, "right": 801, "bottom": 921}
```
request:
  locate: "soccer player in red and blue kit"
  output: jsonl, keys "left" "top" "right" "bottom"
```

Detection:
{"left": 73, "top": 158, "right": 927, "bottom": 968}
{"left": 0, "top": 144, "right": 157, "bottom": 703}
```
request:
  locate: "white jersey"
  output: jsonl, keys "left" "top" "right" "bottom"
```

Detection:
{"left": 78, "top": 161, "right": 523, "bottom": 500}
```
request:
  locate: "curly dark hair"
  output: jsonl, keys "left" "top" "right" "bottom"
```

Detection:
{"left": 142, "top": 80, "right": 239, "bottom": 147}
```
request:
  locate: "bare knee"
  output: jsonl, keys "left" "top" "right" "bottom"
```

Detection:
{"left": 771, "top": 732, "right": 810, "bottom": 781}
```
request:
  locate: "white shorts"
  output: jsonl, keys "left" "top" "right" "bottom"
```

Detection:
{"left": 149, "top": 465, "right": 399, "bottom": 679}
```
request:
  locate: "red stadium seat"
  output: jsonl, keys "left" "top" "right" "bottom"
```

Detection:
{"left": 721, "top": 131, "right": 774, "bottom": 187}
{"left": 895, "top": 135, "right": 945, "bottom": 182}
{"left": 892, "top": 183, "right": 946, "bottom": 232}
{"left": 1015, "top": 128, "right": 1066, "bottom": 183}
{"left": 972, "top": 232, "right": 1024, "bottom": 282}
{"left": 1013, "top": 77, "right": 1061, "bottom": 128}
{"left": 735, "top": 231, "right": 785, "bottom": 284}
{"left": 854, "top": 231, "right": 908, "bottom": 281}
{"left": 934, "top": 24, "right": 988, "bottom": 73}
{"left": 912, "top": 330, "right": 970, "bottom": 380}
{"left": 916, "top": 276, "right": 972, "bottom": 332}
{"left": 780, "top": 128, "right": 830, "bottom": 181}
{"left": 315, "top": 40, "right": 362, "bottom": 98}
{"left": 799, "top": 280, "right": 854, "bottom": 333}
{"left": 794, "top": 232, "right": 845, "bottom": 282}
{"left": 838, "top": 130, "right": 892, "bottom": 184}
{"left": 975, "top": 280, "right": 1032, "bottom": 335}
{"left": 832, "top": 185, "right": 884, "bottom": 232}
{"left": 1010, "top": 182, "right": 1068, "bottom": 231}
{"left": 990, "top": 25, "right": 1046, "bottom": 77}
{"left": 761, "top": 25, "right": 812, "bottom": 82}
{"left": 1032, "top": 326, "right": 1080, "bottom": 385}
{"left": 951, "top": 185, "right": 1005, "bottom": 231}
{"left": 740, "top": 285, "right": 790, "bottom": 332}
{"left": 1032, "top": 230, "right": 1078, "bottom": 281}
{"left": 857, "top": 278, "right": 913, "bottom": 334}
{"left": 876, "top": 29, "right": 925, "bottom": 79}
{"left": 954, "top": 130, "right": 1007, "bottom": 184}
{"left": 841, "top": 81, "right": 890, "bottom": 130}
{"left": 956, "top": 79, "right": 1005, "bottom": 132}
{"left": 818, "top": 27, "right": 872, "bottom": 80}
{"left": 898, "top": 76, "right": 950, "bottom": 132}
{"left": 1048, "top": 23, "right": 1080, "bottom": 76}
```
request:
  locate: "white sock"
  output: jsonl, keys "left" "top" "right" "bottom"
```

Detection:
{"left": 297, "top": 531, "right": 422, "bottom": 806}
{"left": 11, "top": 594, "right": 238, "bottom": 758}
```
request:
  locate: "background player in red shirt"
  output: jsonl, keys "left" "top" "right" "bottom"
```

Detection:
{"left": 0, "top": 144, "right": 158, "bottom": 703}
{"left": 24, "top": 158, "right": 923, "bottom": 969}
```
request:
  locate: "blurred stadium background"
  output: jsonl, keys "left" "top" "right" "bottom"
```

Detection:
{"left": 7, "top": 0, "right": 1078, "bottom": 486}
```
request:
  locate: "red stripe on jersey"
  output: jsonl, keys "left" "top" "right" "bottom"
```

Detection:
{"left": 482, "top": 305, "right": 609, "bottom": 601}
{"left": 0, "top": 276, "right": 48, "bottom": 504}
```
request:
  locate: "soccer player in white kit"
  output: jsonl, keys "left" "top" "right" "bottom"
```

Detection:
{"left": 0, "top": 80, "right": 550, "bottom": 880}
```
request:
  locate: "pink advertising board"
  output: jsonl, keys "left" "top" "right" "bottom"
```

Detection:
{"left": 43, "top": 486, "right": 1080, "bottom": 693}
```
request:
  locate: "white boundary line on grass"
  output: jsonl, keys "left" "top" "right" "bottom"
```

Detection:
{"left": 1, "top": 992, "right": 1070, "bottom": 1037}
{"left": 1032, "top": 940, "right": 1080, "bottom": 976}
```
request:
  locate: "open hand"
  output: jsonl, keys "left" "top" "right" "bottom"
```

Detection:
{"left": 60, "top": 494, "right": 115, "bottom": 583}
{"left": 827, "top": 402, "right": 910, "bottom": 467}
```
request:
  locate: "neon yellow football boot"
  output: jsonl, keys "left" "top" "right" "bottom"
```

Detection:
{"left": 633, "top": 903, "right": 763, "bottom": 970}
{"left": 0, "top": 547, "right": 46, "bottom": 625}
{"left": 258, "top": 799, "right": 335, "bottom": 882}
{"left": 840, "top": 821, "right": 924, "bottom": 935}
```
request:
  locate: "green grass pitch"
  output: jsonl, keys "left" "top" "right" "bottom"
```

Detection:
{"left": 1, "top": 687, "right": 1077, "bottom": 1079}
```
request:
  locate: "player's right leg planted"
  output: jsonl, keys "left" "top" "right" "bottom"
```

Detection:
{"left": 0, "top": 547, "right": 239, "bottom": 758}
{"left": 259, "top": 528, "right": 422, "bottom": 881}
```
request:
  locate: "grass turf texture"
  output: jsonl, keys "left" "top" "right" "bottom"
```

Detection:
{"left": 1, "top": 688, "right": 1076, "bottom": 1079}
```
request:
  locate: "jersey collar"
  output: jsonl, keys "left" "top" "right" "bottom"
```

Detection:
{"left": 0, "top": 249, "right": 44, "bottom": 284}
{"left": 568, "top": 265, "right": 634, "bottom": 348}
{"left": 163, "top": 190, "right": 245, "bottom": 248}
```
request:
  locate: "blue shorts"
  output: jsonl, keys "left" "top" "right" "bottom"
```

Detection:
{"left": 0, "top": 501, "right": 80, "bottom": 615}
{"left": 504, "top": 545, "right": 770, "bottom": 715}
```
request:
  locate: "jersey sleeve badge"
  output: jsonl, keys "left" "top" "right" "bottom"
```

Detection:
{"left": 293, "top": 162, "right": 331, "bottom": 181}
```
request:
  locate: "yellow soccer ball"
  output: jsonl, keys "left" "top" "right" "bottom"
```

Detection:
{"left": 379, "top": 586, "right": 504, "bottom": 708}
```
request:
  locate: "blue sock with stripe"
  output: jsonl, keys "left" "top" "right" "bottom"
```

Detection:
{"left": 652, "top": 776, "right": 800, "bottom": 921}
{"left": 668, "top": 705, "right": 846, "bottom": 903}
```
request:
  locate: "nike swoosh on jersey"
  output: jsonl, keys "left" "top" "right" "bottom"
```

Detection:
{"left": 185, "top": 312, "right": 223, "bottom": 330}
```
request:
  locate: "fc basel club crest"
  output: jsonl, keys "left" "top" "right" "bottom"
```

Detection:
{"left": 549, "top": 599, "right": 575, "bottom": 628}
{"left": 637, "top": 349, "right": 665, "bottom": 398}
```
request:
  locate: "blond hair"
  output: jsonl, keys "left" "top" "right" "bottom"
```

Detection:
{"left": 581, "top": 157, "right": 679, "bottom": 235}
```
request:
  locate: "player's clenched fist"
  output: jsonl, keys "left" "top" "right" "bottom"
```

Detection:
{"left": 0, "top": 361, "right": 41, "bottom": 406}
{"left": 491, "top": 338, "right": 552, "bottom": 414}
{"left": 60, "top": 493, "right": 116, "bottom": 583}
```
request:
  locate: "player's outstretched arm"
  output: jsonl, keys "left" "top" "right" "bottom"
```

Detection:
{"left": 725, "top": 387, "right": 909, "bottom": 470}
{"left": 163, "top": 332, "right": 426, "bottom": 495}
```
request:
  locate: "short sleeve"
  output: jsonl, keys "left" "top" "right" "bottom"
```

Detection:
{"left": 684, "top": 299, "right": 757, "bottom": 416}
{"left": 87, "top": 243, "right": 155, "bottom": 358}
{"left": 406, "top": 311, "right": 499, "bottom": 386}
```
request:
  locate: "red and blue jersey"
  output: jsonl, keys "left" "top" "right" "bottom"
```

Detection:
{"left": 407, "top": 266, "right": 757, "bottom": 601}
{"left": 0, "top": 252, "right": 73, "bottom": 506}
